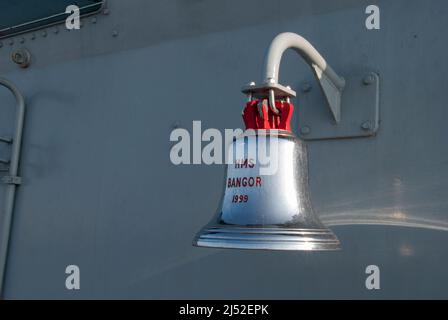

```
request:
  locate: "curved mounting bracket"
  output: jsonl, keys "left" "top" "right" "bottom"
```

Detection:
{"left": 262, "top": 32, "right": 345, "bottom": 123}
{"left": 242, "top": 32, "right": 380, "bottom": 140}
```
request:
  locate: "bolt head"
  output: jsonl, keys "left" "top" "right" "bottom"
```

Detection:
{"left": 11, "top": 48, "right": 31, "bottom": 68}
{"left": 361, "top": 121, "right": 372, "bottom": 131}
{"left": 363, "top": 73, "right": 375, "bottom": 85}
{"left": 301, "top": 82, "right": 312, "bottom": 93}
{"left": 14, "top": 53, "right": 23, "bottom": 63}
{"left": 300, "top": 126, "right": 311, "bottom": 135}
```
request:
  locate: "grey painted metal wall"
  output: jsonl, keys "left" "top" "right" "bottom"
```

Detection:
{"left": 0, "top": 0, "right": 448, "bottom": 299}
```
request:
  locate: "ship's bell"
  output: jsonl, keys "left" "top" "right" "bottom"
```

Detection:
{"left": 193, "top": 98, "right": 341, "bottom": 251}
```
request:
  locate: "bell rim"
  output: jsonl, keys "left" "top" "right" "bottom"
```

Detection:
{"left": 193, "top": 226, "right": 341, "bottom": 251}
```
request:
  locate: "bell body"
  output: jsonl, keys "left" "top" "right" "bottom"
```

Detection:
{"left": 194, "top": 130, "right": 340, "bottom": 251}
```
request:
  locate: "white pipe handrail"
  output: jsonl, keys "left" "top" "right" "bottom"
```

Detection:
{"left": 0, "top": 78, "right": 26, "bottom": 298}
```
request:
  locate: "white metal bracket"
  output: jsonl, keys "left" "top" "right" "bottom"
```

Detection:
{"left": 310, "top": 63, "right": 343, "bottom": 123}
{"left": 298, "top": 72, "right": 380, "bottom": 140}
{"left": 1, "top": 175, "right": 21, "bottom": 185}
{"left": 0, "top": 137, "right": 12, "bottom": 144}
{"left": 262, "top": 32, "right": 345, "bottom": 124}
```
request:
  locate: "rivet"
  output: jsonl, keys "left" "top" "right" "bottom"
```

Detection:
{"left": 54, "top": 27, "right": 59, "bottom": 34}
{"left": 301, "top": 82, "right": 312, "bottom": 93}
{"left": 103, "top": 8, "right": 110, "bottom": 15}
{"left": 0, "top": 42, "right": 3, "bottom": 48}
{"left": 361, "top": 121, "right": 372, "bottom": 131}
{"left": 8, "top": 39, "right": 14, "bottom": 46}
{"left": 30, "top": 34, "right": 36, "bottom": 40}
{"left": 11, "top": 48, "right": 31, "bottom": 68}
{"left": 112, "top": 30, "right": 119, "bottom": 37}
{"left": 300, "top": 126, "right": 311, "bottom": 135}
{"left": 363, "top": 73, "right": 375, "bottom": 85}
{"left": 92, "top": 17, "right": 97, "bottom": 24}
{"left": 13, "top": 52, "right": 23, "bottom": 61}
{"left": 42, "top": 31, "right": 47, "bottom": 37}
{"left": 19, "top": 37, "right": 25, "bottom": 44}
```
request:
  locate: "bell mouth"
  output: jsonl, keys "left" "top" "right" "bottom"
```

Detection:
{"left": 193, "top": 226, "right": 341, "bottom": 251}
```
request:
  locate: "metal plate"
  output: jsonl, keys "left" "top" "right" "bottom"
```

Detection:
{"left": 297, "top": 72, "right": 380, "bottom": 140}
{"left": 241, "top": 82, "right": 297, "bottom": 99}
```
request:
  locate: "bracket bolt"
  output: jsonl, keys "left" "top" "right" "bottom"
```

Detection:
{"left": 1, "top": 176, "right": 22, "bottom": 185}
{"left": 363, "top": 73, "right": 375, "bottom": 85}
{"left": 300, "top": 126, "right": 311, "bottom": 135}
{"left": 11, "top": 48, "right": 31, "bottom": 68}
{"left": 301, "top": 82, "right": 312, "bottom": 93}
{"left": 361, "top": 121, "right": 372, "bottom": 131}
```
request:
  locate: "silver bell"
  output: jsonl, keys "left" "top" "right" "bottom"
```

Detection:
{"left": 194, "top": 129, "right": 341, "bottom": 251}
